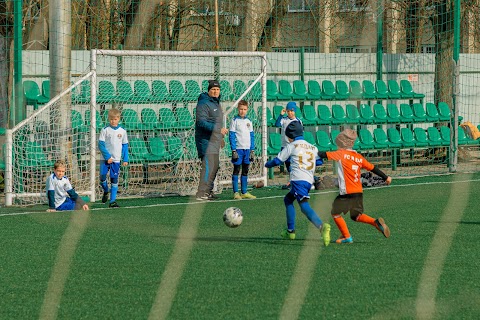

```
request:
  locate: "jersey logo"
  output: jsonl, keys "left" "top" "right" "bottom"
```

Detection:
{"left": 117, "top": 133, "right": 123, "bottom": 139}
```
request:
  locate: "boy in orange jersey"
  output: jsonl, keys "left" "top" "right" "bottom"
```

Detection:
{"left": 317, "top": 129, "right": 392, "bottom": 244}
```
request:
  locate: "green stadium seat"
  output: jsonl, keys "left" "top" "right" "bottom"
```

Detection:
{"left": 97, "top": 80, "right": 116, "bottom": 104}
{"left": 267, "top": 132, "right": 282, "bottom": 155}
{"left": 85, "top": 109, "right": 104, "bottom": 132}
{"left": 358, "top": 129, "right": 375, "bottom": 150}
{"left": 24, "top": 141, "right": 54, "bottom": 167}
{"left": 175, "top": 107, "right": 194, "bottom": 129}
{"left": 23, "top": 80, "right": 50, "bottom": 109}
{"left": 331, "top": 104, "right": 352, "bottom": 124}
{"left": 277, "top": 80, "right": 294, "bottom": 100}
{"left": 345, "top": 104, "right": 361, "bottom": 124}
{"left": 399, "top": 128, "right": 416, "bottom": 148}
{"left": 439, "top": 126, "right": 452, "bottom": 145}
{"left": 245, "top": 107, "right": 260, "bottom": 126}
{"left": 373, "top": 104, "right": 394, "bottom": 123}
{"left": 335, "top": 80, "right": 350, "bottom": 100}
{"left": 321, "top": 80, "right": 336, "bottom": 100}
{"left": 185, "top": 80, "right": 201, "bottom": 102}
{"left": 362, "top": 80, "right": 377, "bottom": 99}
{"left": 233, "top": 80, "right": 247, "bottom": 100}
{"left": 413, "top": 128, "right": 430, "bottom": 147}
{"left": 386, "top": 80, "right": 402, "bottom": 99}
{"left": 219, "top": 80, "right": 234, "bottom": 102}
{"left": 307, "top": 80, "right": 322, "bottom": 100}
{"left": 317, "top": 104, "right": 333, "bottom": 125}
{"left": 300, "top": 105, "right": 318, "bottom": 126}
{"left": 330, "top": 129, "right": 340, "bottom": 151}
{"left": 165, "top": 136, "right": 184, "bottom": 161}
{"left": 315, "top": 130, "right": 335, "bottom": 151}
{"left": 167, "top": 80, "right": 186, "bottom": 102}
{"left": 386, "top": 128, "right": 403, "bottom": 148}
{"left": 41, "top": 80, "right": 50, "bottom": 100}
{"left": 292, "top": 80, "right": 308, "bottom": 100}
{"left": 71, "top": 109, "right": 87, "bottom": 133}
{"left": 129, "top": 137, "right": 157, "bottom": 163}
{"left": 437, "top": 102, "right": 451, "bottom": 121}
{"left": 303, "top": 131, "right": 316, "bottom": 147}
{"left": 258, "top": 106, "right": 275, "bottom": 127}
{"left": 349, "top": 80, "right": 363, "bottom": 100}
{"left": 146, "top": 137, "right": 168, "bottom": 161}
{"left": 201, "top": 80, "right": 209, "bottom": 93}
{"left": 456, "top": 125, "right": 478, "bottom": 145}
{"left": 141, "top": 108, "right": 160, "bottom": 131}
{"left": 399, "top": 103, "right": 416, "bottom": 123}
{"left": 74, "top": 80, "right": 91, "bottom": 104}
{"left": 374, "top": 80, "right": 390, "bottom": 99}
{"left": 115, "top": 80, "right": 135, "bottom": 103}
{"left": 387, "top": 103, "right": 412, "bottom": 123}
{"left": 267, "top": 80, "right": 279, "bottom": 101}
{"left": 247, "top": 80, "right": 262, "bottom": 101}
{"left": 273, "top": 105, "right": 284, "bottom": 121}
{"left": 158, "top": 107, "right": 178, "bottom": 130}
{"left": 412, "top": 103, "right": 428, "bottom": 122}
{"left": 426, "top": 127, "right": 446, "bottom": 146}
{"left": 372, "top": 128, "right": 392, "bottom": 149}
{"left": 133, "top": 80, "right": 154, "bottom": 103}
{"left": 400, "top": 80, "right": 425, "bottom": 100}
{"left": 425, "top": 102, "right": 441, "bottom": 122}
{"left": 151, "top": 80, "right": 169, "bottom": 103}
{"left": 358, "top": 104, "right": 375, "bottom": 124}
{"left": 121, "top": 108, "right": 146, "bottom": 131}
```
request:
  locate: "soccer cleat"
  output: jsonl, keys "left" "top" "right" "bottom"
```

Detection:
{"left": 281, "top": 229, "right": 296, "bottom": 240}
{"left": 102, "top": 192, "right": 109, "bottom": 204}
{"left": 375, "top": 218, "right": 390, "bottom": 238}
{"left": 233, "top": 192, "right": 242, "bottom": 200}
{"left": 241, "top": 192, "right": 256, "bottom": 199}
{"left": 335, "top": 236, "right": 353, "bottom": 244}
{"left": 196, "top": 193, "right": 217, "bottom": 201}
{"left": 281, "top": 182, "right": 291, "bottom": 190}
{"left": 321, "top": 223, "right": 331, "bottom": 246}
{"left": 208, "top": 192, "right": 219, "bottom": 200}
{"left": 109, "top": 201, "right": 120, "bottom": 208}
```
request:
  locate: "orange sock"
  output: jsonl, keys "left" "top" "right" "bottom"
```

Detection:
{"left": 356, "top": 213, "right": 376, "bottom": 226}
{"left": 333, "top": 215, "right": 350, "bottom": 238}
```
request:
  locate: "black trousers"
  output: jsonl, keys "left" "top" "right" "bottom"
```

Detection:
{"left": 197, "top": 153, "right": 220, "bottom": 195}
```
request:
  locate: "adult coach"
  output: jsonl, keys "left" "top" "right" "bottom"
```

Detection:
{"left": 195, "top": 80, "right": 229, "bottom": 201}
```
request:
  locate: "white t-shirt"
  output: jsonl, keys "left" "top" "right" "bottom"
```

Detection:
{"left": 229, "top": 116, "right": 254, "bottom": 150}
{"left": 99, "top": 126, "right": 128, "bottom": 162}
{"left": 279, "top": 117, "right": 302, "bottom": 147}
{"left": 276, "top": 139, "right": 319, "bottom": 184}
{"left": 46, "top": 173, "right": 73, "bottom": 208}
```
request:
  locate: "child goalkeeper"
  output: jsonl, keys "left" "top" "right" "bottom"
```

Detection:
{"left": 317, "top": 129, "right": 392, "bottom": 244}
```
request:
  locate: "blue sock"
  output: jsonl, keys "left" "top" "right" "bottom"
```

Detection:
{"left": 232, "top": 175, "right": 239, "bottom": 193}
{"left": 241, "top": 175, "right": 248, "bottom": 194}
{"left": 284, "top": 195, "right": 296, "bottom": 231}
{"left": 299, "top": 201, "right": 323, "bottom": 228}
{"left": 110, "top": 183, "right": 118, "bottom": 202}
{"left": 100, "top": 180, "right": 109, "bottom": 193}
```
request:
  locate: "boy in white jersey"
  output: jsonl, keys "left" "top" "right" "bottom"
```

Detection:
{"left": 98, "top": 108, "right": 129, "bottom": 208}
{"left": 46, "top": 160, "right": 89, "bottom": 212}
{"left": 275, "top": 101, "right": 302, "bottom": 188}
{"left": 229, "top": 100, "right": 256, "bottom": 199}
{"left": 265, "top": 121, "right": 331, "bottom": 246}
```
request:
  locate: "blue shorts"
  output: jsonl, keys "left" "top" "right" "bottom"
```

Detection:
{"left": 289, "top": 180, "right": 312, "bottom": 202}
{"left": 231, "top": 149, "right": 251, "bottom": 165}
{"left": 56, "top": 198, "right": 75, "bottom": 211}
{"left": 100, "top": 161, "right": 121, "bottom": 179}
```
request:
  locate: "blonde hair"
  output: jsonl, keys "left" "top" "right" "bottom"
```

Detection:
{"left": 108, "top": 108, "right": 121, "bottom": 118}
{"left": 54, "top": 160, "right": 67, "bottom": 170}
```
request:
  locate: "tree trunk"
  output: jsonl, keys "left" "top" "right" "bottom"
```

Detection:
{"left": 236, "top": 0, "right": 273, "bottom": 51}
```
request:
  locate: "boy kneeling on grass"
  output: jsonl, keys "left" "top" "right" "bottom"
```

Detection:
{"left": 46, "top": 160, "right": 89, "bottom": 212}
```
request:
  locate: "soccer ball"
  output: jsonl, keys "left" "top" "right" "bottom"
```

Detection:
{"left": 223, "top": 207, "right": 243, "bottom": 228}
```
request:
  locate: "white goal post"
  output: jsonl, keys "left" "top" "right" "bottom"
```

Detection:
{"left": 5, "top": 50, "right": 267, "bottom": 206}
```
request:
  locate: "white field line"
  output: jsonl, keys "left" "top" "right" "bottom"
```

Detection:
{"left": 39, "top": 211, "right": 90, "bottom": 320}
{"left": 415, "top": 174, "right": 470, "bottom": 320}
{"left": 2, "top": 178, "right": 480, "bottom": 218}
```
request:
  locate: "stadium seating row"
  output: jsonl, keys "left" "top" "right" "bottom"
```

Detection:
{"left": 267, "top": 125, "right": 479, "bottom": 155}
{"left": 23, "top": 78, "right": 424, "bottom": 109}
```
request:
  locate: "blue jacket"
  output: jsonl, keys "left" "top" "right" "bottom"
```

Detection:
{"left": 195, "top": 92, "right": 224, "bottom": 158}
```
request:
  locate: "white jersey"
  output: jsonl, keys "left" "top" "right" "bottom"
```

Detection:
{"left": 46, "top": 173, "right": 73, "bottom": 208}
{"left": 229, "top": 116, "right": 254, "bottom": 150}
{"left": 276, "top": 139, "right": 319, "bottom": 184}
{"left": 99, "top": 126, "right": 128, "bottom": 162}
{"left": 280, "top": 117, "right": 302, "bottom": 147}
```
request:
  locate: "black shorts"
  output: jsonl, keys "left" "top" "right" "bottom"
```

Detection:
{"left": 331, "top": 193, "right": 364, "bottom": 216}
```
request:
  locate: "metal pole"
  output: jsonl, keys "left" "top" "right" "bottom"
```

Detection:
{"left": 13, "top": 0, "right": 23, "bottom": 125}
{"left": 214, "top": 0, "right": 219, "bottom": 50}
{"left": 450, "top": 0, "right": 461, "bottom": 172}
{"left": 376, "top": 0, "right": 384, "bottom": 80}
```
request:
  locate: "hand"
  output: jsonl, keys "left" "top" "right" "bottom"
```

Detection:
{"left": 385, "top": 176, "right": 392, "bottom": 185}
{"left": 122, "top": 162, "right": 128, "bottom": 166}
{"left": 107, "top": 158, "right": 114, "bottom": 164}
{"left": 249, "top": 150, "right": 255, "bottom": 161}
{"left": 220, "top": 127, "right": 229, "bottom": 135}
{"left": 232, "top": 150, "right": 239, "bottom": 161}
{"left": 280, "top": 109, "right": 286, "bottom": 115}
{"left": 82, "top": 204, "right": 90, "bottom": 210}
{"left": 46, "top": 208, "right": 56, "bottom": 212}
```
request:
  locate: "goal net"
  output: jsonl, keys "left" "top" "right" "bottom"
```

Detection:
{"left": 5, "top": 50, "right": 267, "bottom": 206}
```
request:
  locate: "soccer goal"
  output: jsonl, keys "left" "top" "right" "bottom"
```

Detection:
{"left": 5, "top": 50, "right": 268, "bottom": 206}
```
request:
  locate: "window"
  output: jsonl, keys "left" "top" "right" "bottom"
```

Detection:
{"left": 273, "top": 47, "right": 318, "bottom": 53}
{"left": 338, "top": 0, "right": 369, "bottom": 12}
{"left": 338, "top": 46, "right": 375, "bottom": 53}
{"left": 288, "top": 0, "right": 317, "bottom": 12}
{"left": 422, "top": 45, "right": 435, "bottom": 54}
